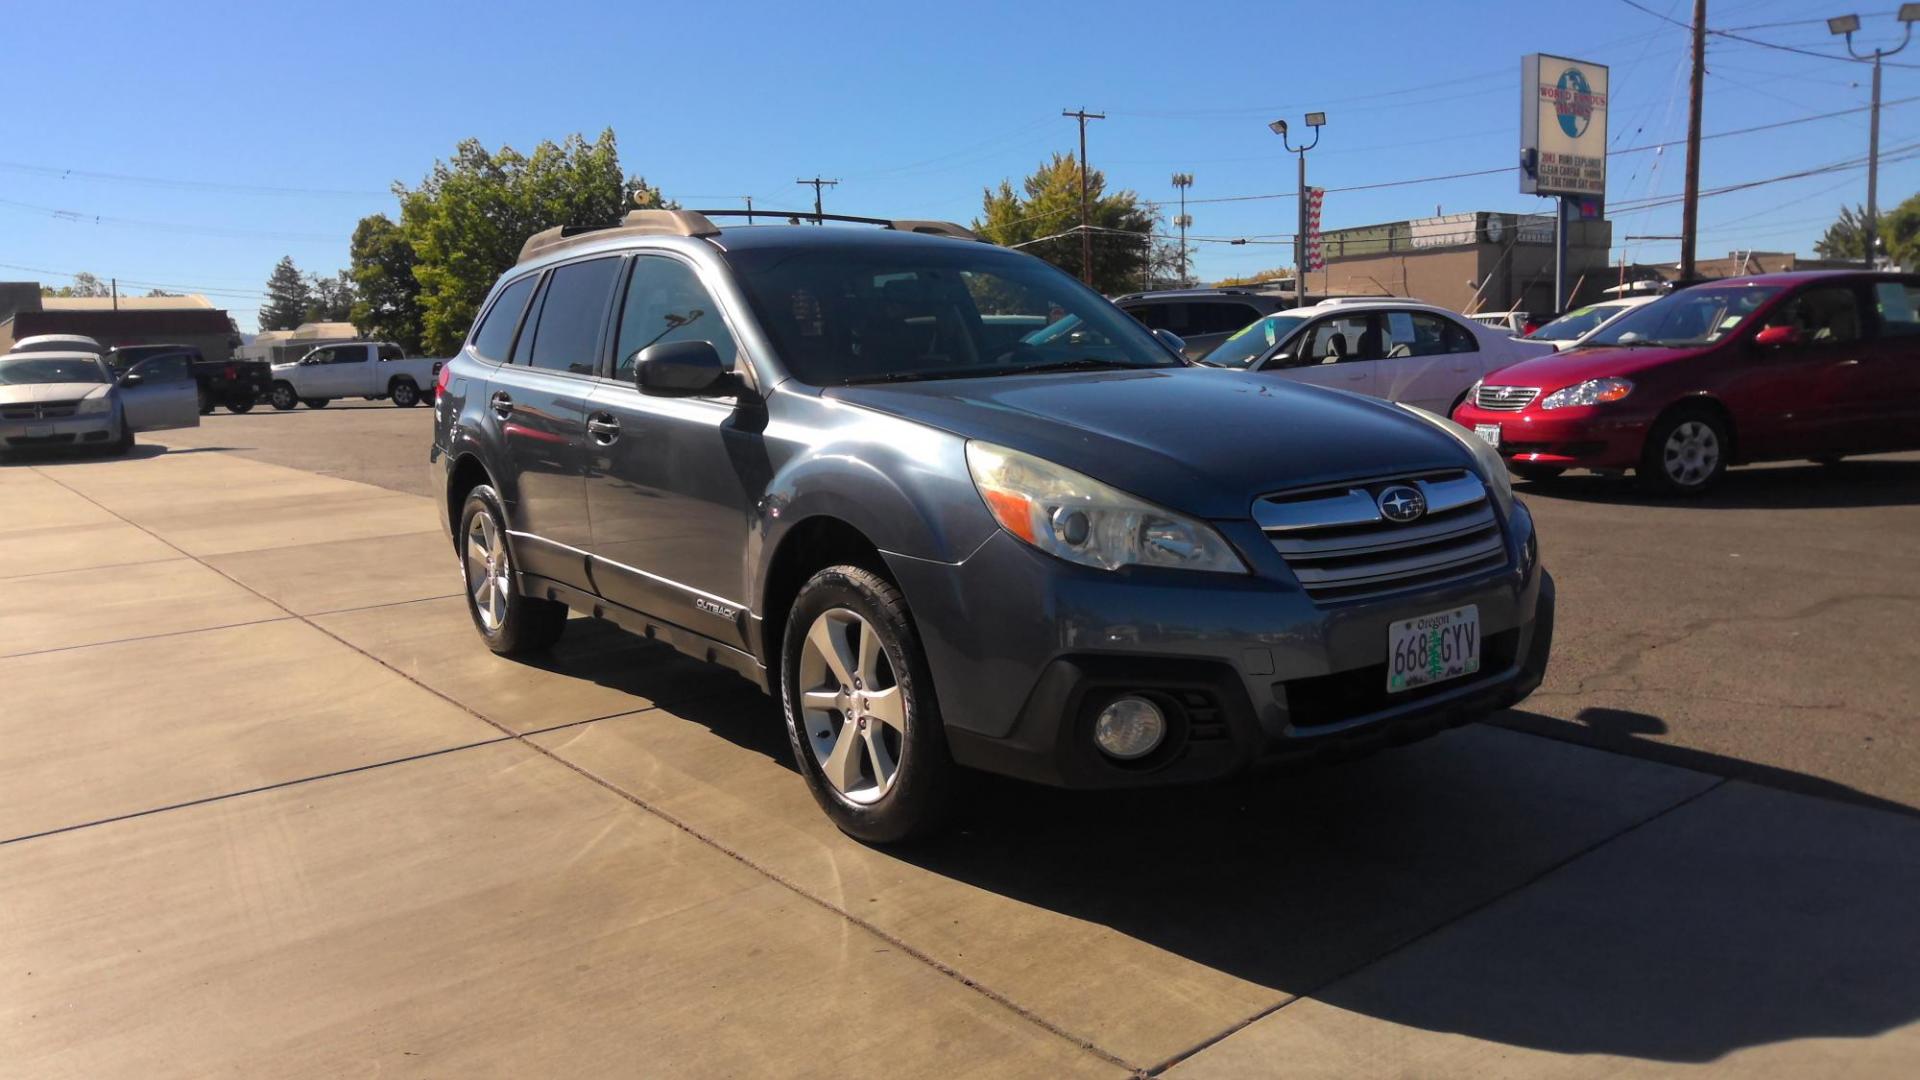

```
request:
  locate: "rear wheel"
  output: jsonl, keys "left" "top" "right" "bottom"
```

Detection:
{"left": 1639, "top": 408, "right": 1728, "bottom": 495}
{"left": 458, "top": 484, "right": 567, "bottom": 654}
{"left": 390, "top": 380, "right": 421, "bottom": 408}
{"left": 269, "top": 382, "right": 299, "bottom": 411}
{"left": 226, "top": 393, "right": 256, "bottom": 414}
{"left": 107, "top": 423, "right": 134, "bottom": 456}
{"left": 782, "top": 565, "right": 954, "bottom": 844}
{"left": 301, "top": 398, "right": 330, "bottom": 409}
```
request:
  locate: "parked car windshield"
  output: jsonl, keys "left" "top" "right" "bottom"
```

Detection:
{"left": 0, "top": 355, "right": 110, "bottom": 385}
{"left": 1198, "top": 314, "right": 1309, "bottom": 368}
{"left": 1530, "top": 303, "right": 1630, "bottom": 342}
{"left": 725, "top": 242, "right": 1184, "bottom": 385}
{"left": 1585, "top": 285, "right": 1783, "bottom": 348}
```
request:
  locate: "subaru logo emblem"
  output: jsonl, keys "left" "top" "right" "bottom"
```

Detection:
{"left": 1377, "top": 485, "right": 1426, "bottom": 523}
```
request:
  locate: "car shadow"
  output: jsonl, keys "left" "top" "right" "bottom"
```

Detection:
{"left": 0, "top": 444, "right": 248, "bottom": 466}
{"left": 504, "top": 624, "right": 1920, "bottom": 1067}
{"left": 1522, "top": 453, "right": 1920, "bottom": 509}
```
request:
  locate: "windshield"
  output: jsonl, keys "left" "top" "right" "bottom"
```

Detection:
{"left": 1585, "top": 285, "right": 1783, "bottom": 348}
{"left": 724, "top": 243, "right": 1184, "bottom": 385}
{"left": 1530, "top": 304, "right": 1628, "bottom": 341}
{"left": 0, "top": 356, "right": 110, "bottom": 385}
{"left": 1199, "top": 314, "right": 1309, "bottom": 368}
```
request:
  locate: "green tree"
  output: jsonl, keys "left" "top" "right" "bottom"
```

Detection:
{"left": 40, "top": 272, "right": 111, "bottom": 298}
{"left": 973, "top": 152, "right": 1158, "bottom": 295}
{"left": 1814, "top": 204, "right": 1869, "bottom": 262}
{"left": 305, "top": 271, "right": 356, "bottom": 322}
{"left": 348, "top": 213, "right": 424, "bottom": 352}
{"left": 398, "top": 130, "right": 673, "bottom": 353}
{"left": 259, "top": 257, "right": 312, "bottom": 330}
{"left": 143, "top": 288, "right": 180, "bottom": 297}
{"left": 1814, "top": 196, "right": 1920, "bottom": 267}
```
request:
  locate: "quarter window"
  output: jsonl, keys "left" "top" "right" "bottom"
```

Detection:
{"left": 614, "top": 256, "right": 738, "bottom": 383}
{"left": 470, "top": 274, "right": 537, "bottom": 363}
{"left": 526, "top": 257, "right": 622, "bottom": 375}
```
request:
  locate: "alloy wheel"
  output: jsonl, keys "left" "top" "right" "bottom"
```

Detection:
{"left": 796, "top": 607, "right": 906, "bottom": 805}
{"left": 1662, "top": 420, "right": 1720, "bottom": 488}
{"left": 464, "top": 509, "right": 510, "bottom": 632}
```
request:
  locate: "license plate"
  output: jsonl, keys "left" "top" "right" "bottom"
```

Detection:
{"left": 25, "top": 423, "right": 53, "bottom": 438}
{"left": 1387, "top": 605, "right": 1481, "bottom": 692}
{"left": 1473, "top": 423, "right": 1501, "bottom": 449}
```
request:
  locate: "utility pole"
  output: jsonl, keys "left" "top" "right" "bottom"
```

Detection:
{"left": 1063, "top": 108, "right": 1105, "bottom": 284}
{"left": 111, "top": 277, "right": 118, "bottom": 311}
{"left": 744, "top": 195, "right": 755, "bottom": 225}
{"left": 795, "top": 177, "right": 838, "bottom": 223}
{"left": 1831, "top": 9, "right": 1920, "bottom": 268}
{"left": 1171, "top": 173, "right": 1194, "bottom": 285}
{"left": 1680, "top": 0, "right": 1706, "bottom": 281}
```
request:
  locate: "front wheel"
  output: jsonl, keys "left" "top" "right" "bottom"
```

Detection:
{"left": 301, "top": 398, "right": 330, "bottom": 409}
{"left": 107, "top": 423, "right": 134, "bottom": 456}
{"left": 1639, "top": 409, "right": 1728, "bottom": 495}
{"left": 269, "top": 382, "right": 299, "bottom": 411}
{"left": 390, "top": 380, "right": 421, "bottom": 408}
{"left": 197, "top": 386, "right": 215, "bottom": 414}
{"left": 782, "top": 565, "right": 954, "bottom": 844}
{"left": 458, "top": 484, "right": 568, "bottom": 654}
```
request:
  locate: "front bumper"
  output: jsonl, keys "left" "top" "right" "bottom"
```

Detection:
{"left": 884, "top": 505, "right": 1553, "bottom": 790}
{"left": 1451, "top": 401, "right": 1649, "bottom": 470}
{"left": 0, "top": 414, "right": 118, "bottom": 449}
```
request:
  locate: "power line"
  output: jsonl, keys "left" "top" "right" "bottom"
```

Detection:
{"left": 0, "top": 159, "right": 384, "bottom": 198}
{"left": 0, "top": 196, "right": 340, "bottom": 243}
{"left": 1617, "top": 0, "right": 1920, "bottom": 67}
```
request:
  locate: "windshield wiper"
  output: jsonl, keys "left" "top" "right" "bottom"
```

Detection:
{"left": 841, "top": 367, "right": 1003, "bottom": 386}
{"left": 1010, "top": 357, "right": 1162, "bottom": 374}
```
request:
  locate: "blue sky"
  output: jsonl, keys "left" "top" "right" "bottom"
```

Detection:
{"left": 5, "top": 0, "right": 1912, "bottom": 330}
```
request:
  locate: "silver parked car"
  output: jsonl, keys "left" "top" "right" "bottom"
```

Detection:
{"left": 0, "top": 350, "right": 200, "bottom": 457}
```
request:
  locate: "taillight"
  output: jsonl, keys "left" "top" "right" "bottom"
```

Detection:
{"left": 435, "top": 362, "right": 452, "bottom": 399}
{"left": 224, "top": 364, "right": 238, "bottom": 381}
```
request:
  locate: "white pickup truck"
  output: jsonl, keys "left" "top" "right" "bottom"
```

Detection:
{"left": 266, "top": 341, "right": 444, "bottom": 410}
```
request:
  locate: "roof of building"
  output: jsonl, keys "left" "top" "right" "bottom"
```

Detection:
{"left": 287, "top": 321, "right": 358, "bottom": 340}
{"left": 39, "top": 294, "right": 215, "bottom": 311}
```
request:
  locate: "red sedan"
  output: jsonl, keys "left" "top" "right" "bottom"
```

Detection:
{"left": 1451, "top": 271, "right": 1920, "bottom": 493}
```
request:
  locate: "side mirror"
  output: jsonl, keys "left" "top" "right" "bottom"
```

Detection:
{"left": 1754, "top": 324, "right": 1801, "bottom": 348}
{"left": 635, "top": 340, "right": 734, "bottom": 398}
{"left": 119, "top": 372, "right": 144, "bottom": 387}
{"left": 1152, "top": 328, "right": 1187, "bottom": 356}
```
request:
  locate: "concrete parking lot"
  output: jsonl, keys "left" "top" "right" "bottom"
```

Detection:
{"left": 4, "top": 412, "right": 1918, "bottom": 1076}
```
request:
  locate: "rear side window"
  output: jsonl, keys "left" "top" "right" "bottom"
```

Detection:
{"left": 526, "top": 257, "right": 621, "bottom": 375}
{"left": 1123, "top": 302, "right": 1176, "bottom": 331}
{"left": 1873, "top": 281, "right": 1920, "bottom": 338}
{"left": 1189, "top": 301, "right": 1262, "bottom": 334}
{"left": 470, "top": 274, "right": 537, "bottom": 362}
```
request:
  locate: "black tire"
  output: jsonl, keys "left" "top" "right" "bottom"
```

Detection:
{"left": 781, "top": 565, "right": 955, "bottom": 844}
{"left": 457, "top": 484, "right": 567, "bottom": 655}
{"left": 269, "top": 382, "right": 299, "bottom": 411}
{"left": 390, "top": 379, "right": 421, "bottom": 408}
{"left": 197, "top": 386, "right": 215, "bottom": 415}
{"left": 1639, "top": 407, "right": 1729, "bottom": 495}
{"left": 301, "top": 398, "right": 330, "bottom": 409}
{"left": 1509, "top": 463, "right": 1566, "bottom": 484}
{"left": 107, "top": 423, "right": 135, "bottom": 456}
{"left": 226, "top": 393, "right": 256, "bottom": 414}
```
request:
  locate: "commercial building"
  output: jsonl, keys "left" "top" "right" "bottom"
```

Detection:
{"left": 1307, "top": 211, "right": 1614, "bottom": 317}
{"left": 0, "top": 287, "right": 241, "bottom": 361}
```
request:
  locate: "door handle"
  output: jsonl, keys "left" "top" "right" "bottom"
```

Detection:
{"left": 1836, "top": 359, "right": 1861, "bottom": 367}
{"left": 586, "top": 413, "right": 621, "bottom": 444}
{"left": 489, "top": 390, "right": 513, "bottom": 419}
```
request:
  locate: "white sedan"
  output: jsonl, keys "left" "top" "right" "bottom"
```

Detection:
{"left": 1522, "top": 296, "right": 1659, "bottom": 351}
{"left": 1196, "top": 299, "right": 1557, "bottom": 414}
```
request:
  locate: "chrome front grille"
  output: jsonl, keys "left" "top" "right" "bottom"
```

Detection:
{"left": 1474, "top": 385, "right": 1539, "bottom": 411}
{"left": 1, "top": 401, "right": 80, "bottom": 420}
{"left": 1254, "top": 471, "right": 1510, "bottom": 602}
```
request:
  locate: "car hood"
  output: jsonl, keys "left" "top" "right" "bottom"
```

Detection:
{"left": 1484, "top": 343, "right": 1706, "bottom": 388}
{"left": 828, "top": 368, "right": 1470, "bottom": 519}
{"left": 0, "top": 382, "right": 111, "bottom": 404}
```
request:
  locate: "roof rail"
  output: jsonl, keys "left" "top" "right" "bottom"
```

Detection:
{"left": 694, "top": 209, "right": 986, "bottom": 243}
{"left": 517, "top": 210, "right": 722, "bottom": 263}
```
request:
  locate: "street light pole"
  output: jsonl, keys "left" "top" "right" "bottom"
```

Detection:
{"left": 1832, "top": 7, "right": 1919, "bottom": 268}
{"left": 1270, "top": 113, "right": 1326, "bottom": 305}
{"left": 1171, "top": 173, "right": 1194, "bottom": 285}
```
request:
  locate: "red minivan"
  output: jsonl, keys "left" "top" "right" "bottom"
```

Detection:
{"left": 1451, "top": 271, "right": 1920, "bottom": 493}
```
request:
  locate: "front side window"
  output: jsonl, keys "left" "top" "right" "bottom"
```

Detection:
{"left": 132, "top": 354, "right": 192, "bottom": 382}
{"left": 614, "top": 256, "right": 739, "bottom": 383}
{"left": 1760, "top": 286, "right": 1861, "bottom": 345}
{"left": 1200, "top": 314, "right": 1308, "bottom": 368}
{"left": 1587, "top": 285, "right": 1782, "bottom": 348}
{"left": 726, "top": 244, "right": 1182, "bottom": 385}
{"left": 378, "top": 343, "right": 404, "bottom": 361}
{"left": 1296, "top": 314, "right": 1376, "bottom": 364}
{"left": 1872, "top": 281, "right": 1920, "bottom": 338}
{"left": 526, "top": 257, "right": 621, "bottom": 375}
{"left": 470, "top": 274, "right": 538, "bottom": 362}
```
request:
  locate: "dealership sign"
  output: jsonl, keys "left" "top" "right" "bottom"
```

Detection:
{"left": 1520, "top": 54, "right": 1608, "bottom": 197}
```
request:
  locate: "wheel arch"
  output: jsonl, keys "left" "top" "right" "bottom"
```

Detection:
{"left": 755, "top": 515, "right": 891, "bottom": 669}
{"left": 444, "top": 452, "right": 496, "bottom": 554}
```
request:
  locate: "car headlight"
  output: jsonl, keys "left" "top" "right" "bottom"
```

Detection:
{"left": 1395, "top": 403, "right": 1514, "bottom": 516}
{"left": 965, "top": 441, "right": 1247, "bottom": 574}
{"left": 1538, "top": 377, "right": 1633, "bottom": 410}
{"left": 75, "top": 393, "right": 112, "bottom": 415}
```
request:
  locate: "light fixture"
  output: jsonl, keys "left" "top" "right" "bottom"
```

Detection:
{"left": 1268, "top": 119, "right": 1287, "bottom": 136}
{"left": 1902, "top": 3, "right": 1920, "bottom": 23}
{"left": 1092, "top": 696, "right": 1166, "bottom": 760}
{"left": 1828, "top": 13, "right": 1862, "bottom": 34}
{"left": 1305, "top": 111, "right": 1327, "bottom": 127}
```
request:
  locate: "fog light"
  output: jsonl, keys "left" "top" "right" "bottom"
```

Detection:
{"left": 1094, "top": 695, "right": 1166, "bottom": 760}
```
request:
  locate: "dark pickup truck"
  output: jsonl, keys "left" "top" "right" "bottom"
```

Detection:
{"left": 103, "top": 344, "right": 271, "bottom": 414}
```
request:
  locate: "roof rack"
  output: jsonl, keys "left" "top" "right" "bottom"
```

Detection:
{"left": 515, "top": 208, "right": 985, "bottom": 263}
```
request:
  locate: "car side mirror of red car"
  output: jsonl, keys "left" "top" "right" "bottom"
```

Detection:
{"left": 1753, "top": 324, "right": 1801, "bottom": 348}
